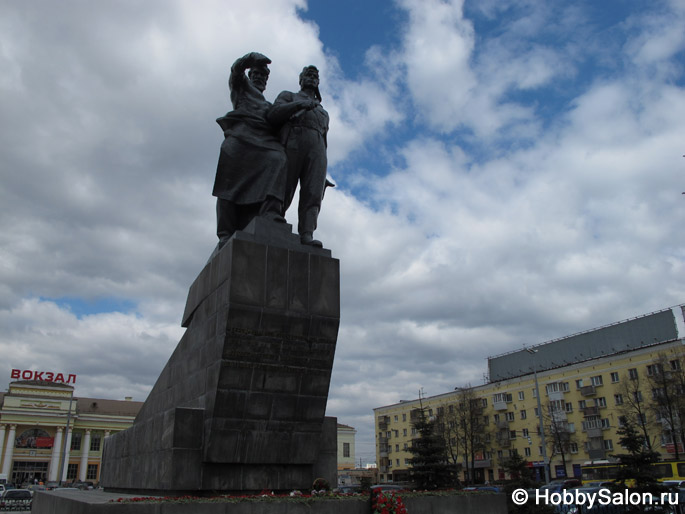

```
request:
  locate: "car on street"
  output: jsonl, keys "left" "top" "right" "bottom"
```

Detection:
{"left": 0, "top": 489, "right": 33, "bottom": 510}
{"left": 370, "top": 484, "right": 406, "bottom": 492}
{"left": 463, "top": 485, "right": 502, "bottom": 492}
{"left": 333, "top": 485, "right": 362, "bottom": 494}
{"left": 539, "top": 479, "right": 583, "bottom": 493}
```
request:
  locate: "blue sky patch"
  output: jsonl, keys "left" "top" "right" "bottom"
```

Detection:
{"left": 43, "top": 296, "right": 137, "bottom": 318}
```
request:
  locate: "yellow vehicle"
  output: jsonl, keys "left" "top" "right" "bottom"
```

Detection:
{"left": 581, "top": 460, "right": 685, "bottom": 485}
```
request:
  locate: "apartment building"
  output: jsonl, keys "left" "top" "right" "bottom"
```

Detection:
{"left": 374, "top": 305, "right": 685, "bottom": 484}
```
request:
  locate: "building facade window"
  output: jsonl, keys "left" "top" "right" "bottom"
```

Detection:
{"left": 546, "top": 382, "right": 569, "bottom": 393}
{"left": 628, "top": 368, "right": 639, "bottom": 380}
{"left": 521, "top": 410, "right": 527, "bottom": 420}
{"left": 71, "top": 433, "right": 82, "bottom": 451}
{"left": 67, "top": 464, "right": 78, "bottom": 480}
{"left": 647, "top": 364, "right": 663, "bottom": 377}
{"left": 614, "top": 394, "right": 623, "bottom": 405}
{"left": 343, "top": 442, "right": 350, "bottom": 457}
{"left": 524, "top": 447, "right": 531, "bottom": 457}
{"left": 611, "top": 372, "right": 619, "bottom": 383}
{"left": 518, "top": 391, "right": 525, "bottom": 401}
{"left": 90, "top": 434, "right": 101, "bottom": 452}
{"left": 591, "top": 375, "right": 603, "bottom": 386}
{"left": 86, "top": 464, "right": 98, "bottom": 480}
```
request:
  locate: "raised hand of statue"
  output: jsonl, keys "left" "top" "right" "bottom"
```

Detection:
{"left": 245, "top": 52, "right": 271, "bottom": 67}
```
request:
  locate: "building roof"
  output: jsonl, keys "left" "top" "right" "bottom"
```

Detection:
{"left": 76, "top": 397, "right": 143, "bottom": 417}
{"left": 487, "top": 305, "right": 683, "bottom": 382}
{"left": 1, "top": 381, "right": 143, "bottom": 418}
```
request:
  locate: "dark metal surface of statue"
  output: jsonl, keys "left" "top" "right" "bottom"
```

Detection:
{"left": 212, "top": 52, "right": 286, "bottom": 248}
{"left": 269, "top": 66, "right": 330, "bottom": 248}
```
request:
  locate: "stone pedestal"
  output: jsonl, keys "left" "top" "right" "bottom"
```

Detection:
{"left": 101, "top": 218, "right": 340, "bottom": 493}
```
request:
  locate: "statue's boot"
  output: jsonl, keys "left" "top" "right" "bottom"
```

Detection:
{"left": 300, "top": 232, "right": 323, "bottom": 248}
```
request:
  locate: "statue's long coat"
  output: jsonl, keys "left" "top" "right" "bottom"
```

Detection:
{"left": 212, "top": 62, "right": 286, "bottom": 205}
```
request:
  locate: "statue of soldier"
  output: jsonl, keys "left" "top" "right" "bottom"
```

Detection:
{"left": 212, "top": 52, "right": 287, "bottom": 248}
{"left": 268, "top": 66, "right": 330, "bottom": 247}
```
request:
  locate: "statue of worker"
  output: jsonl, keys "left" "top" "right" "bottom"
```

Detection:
{"left": 268, "top": 66, "right": 330, "bottom": 247}
{"left": 212, "top": 52, "right": 287, "bottom": 248}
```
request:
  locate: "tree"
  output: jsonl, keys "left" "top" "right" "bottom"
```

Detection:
{"left": 611, "top": 420, "right": 669, "bottom": 514}
{"left": 407, "top": 407, "right": 457, "bottom": 490}
{"left": 502, "top": 450, "right": 555, "bottom": 514}
{"left": 438, "top": 387, "right": 487, "bottom": 485}
{"left": 618, "top": 370, "right": 655, "bottom": 450}
{"left": 543, "top": 401, "right": 576, "bottom": 479}
{"left": 647, "top": 352, "right": 685, "bottom": 459}
{"left": 436, "top": 405, "right": 464, "bottom": 480}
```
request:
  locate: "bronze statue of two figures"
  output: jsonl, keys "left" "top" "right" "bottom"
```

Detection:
{"left": 100, "top": 53, "right": 339, "bottom": 497}
{"left": 212, "top": 52, "right": 331, "bottom": 249}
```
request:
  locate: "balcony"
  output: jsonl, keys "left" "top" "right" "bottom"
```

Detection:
{"left": 582, "top": 406, "right": 599, "bottom": 417}
{"left": 588, "top": 448, "right": 606, "bottom": 459}
{"left": 580, "top": 385, "right": 596, "bottom": 396}
{"left": 496, "top": 420, "right": 510, "bottom": 429}
{"left": 496, "top": 431, "right": 511, "bottom": 447}
{"left": 493, "top": 400, "right": 508, "bottom": 411}
{"left": 550, "top": 410, "right": 567, "bottom": 422}
{"left": 379, "top": 443, "right": 389, "bottom": 457}
{"left": 548, "top": 391, "right": 564, "bottom": 402}
{"left": 587, "top": 427, "right": 603, "bottom": 438}
{"left": 378, "top": 416, "right": 390, "bottom": 430}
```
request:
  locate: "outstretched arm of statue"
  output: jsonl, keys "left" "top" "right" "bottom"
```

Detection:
{"left": 267, "top": 92, "right": 317, "bottom": 127}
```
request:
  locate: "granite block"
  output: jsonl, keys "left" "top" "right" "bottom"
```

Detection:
{"left": 230, "top": 240, "right": 266, "bottom": 305}
{"left": 287, "top": 251, "right": 309, "bottom": 312}
{"left": 309, "top": 255, "right": 340, "bottom": 317}
{"left": 173, "top": 408, "right": 204, "bottom": 449}
{"left": 104, "top": 225, "right": 339, "bottom": 494}
{"left": 224, "top": 304, "right": 263, "bottom": 331}
{"left": 265, "top": 246, "right": 288, "bottom": 309}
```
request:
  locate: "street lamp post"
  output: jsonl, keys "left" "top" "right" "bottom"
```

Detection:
{"left": 527, "top": 348, "right": 551, "bottom": 484}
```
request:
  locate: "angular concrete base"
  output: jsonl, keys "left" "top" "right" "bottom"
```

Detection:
{"left": 101, "top": 218, "right": 340, "bottom": 493}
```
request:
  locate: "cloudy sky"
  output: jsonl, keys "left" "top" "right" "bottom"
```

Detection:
{"left": 1, "top": 0, "right": 684, "bottom": 464}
